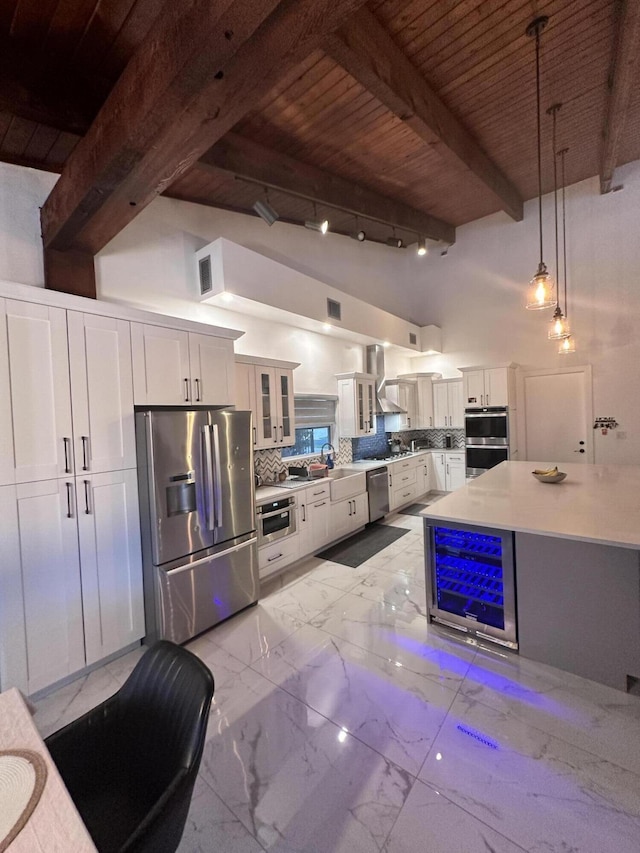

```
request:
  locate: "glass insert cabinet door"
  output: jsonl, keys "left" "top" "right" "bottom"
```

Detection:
{"left": 357, "top": 381, "right": 365, "bottom": 432}
{"left": 257, "top": 369, "right": 274, "bottom": 445}
{"left": 279, "top": 371, "right": 292, "bottom": 443}
{"left": 253, "top": 366, "right": 295, "bottom": 448}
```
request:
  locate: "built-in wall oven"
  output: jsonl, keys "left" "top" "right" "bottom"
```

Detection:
{"left": 256, "top": 495, "right": 297, "bottom": 545}
{"left": 465, "top": 407, "right": 510, "bottom": 477}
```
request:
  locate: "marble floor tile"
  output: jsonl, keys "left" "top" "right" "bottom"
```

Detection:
{"left": 460, "top": 646, "right": 640, "bottom": 775}
{"left": 178, "top": 775, "right": 265, "bottom": 853}
{"left": 382, "top": 779, "right": 527, "bottom": 853}
{"left": 252, "top": 623, "right": 457, "bottom": 775}
{"left": 185, "top": 634, "right": 248, "bottom": 690}
{"left": 349, "top": 567, "right": 427, "bottom": 615}
{"left": 204, "top": 601, "right": 304, "bottom": 666}
{"left": 363, "top": 549, "right": 426, "bottom": 584}
{"left": 418, "top": 692, "right": 640, "bottom": 853}
{"left": 200, "top": 667, "right": 414, "bottom": 852}
{"left": 302, "top": 558, "right": 373, "bottom": 593}
{"left": 310, "top": 592, "right": 476, "bottom": 688}
{"left": 260, "top": 576, "right": 347, "bottom": 622}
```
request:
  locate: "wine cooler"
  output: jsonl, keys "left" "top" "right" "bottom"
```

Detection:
{"left": 424, "top": 521, "right": 517, "bottom": 649}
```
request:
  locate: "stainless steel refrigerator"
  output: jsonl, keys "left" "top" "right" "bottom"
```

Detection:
{"left": 135, "top": 407, "right": 258, "bottom": 645}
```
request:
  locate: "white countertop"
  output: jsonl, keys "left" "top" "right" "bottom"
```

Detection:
{"left": 421, "top": 461, "right": 640, "bottom": 550}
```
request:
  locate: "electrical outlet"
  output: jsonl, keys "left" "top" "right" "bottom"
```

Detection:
{"left": 617, "top": 431, "right": 627, "bottom": 440}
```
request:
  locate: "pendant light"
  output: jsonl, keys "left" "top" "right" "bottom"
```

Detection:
{"left": 557, "top": 147, "right": 576, "bottom": 354}
{"left": 547, "top": 104, "right": 570, "bottom": 339}
{"left": 525, "top": 16, "right": 556, "bottom": 310}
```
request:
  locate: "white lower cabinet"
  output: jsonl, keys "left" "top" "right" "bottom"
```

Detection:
{"left": 0, "top": 480, "right": 85, "bottom": 694}
{"left": 329, "top": 492, "right": 367, "bottom": 541}
{"left": 416, "top": 454, "right": 432, "bottom": 496}
{"left": 431, "top": 452, "right": 466, "bottom": 492}
{"left": 258, "top": 534, "right": 301, "bottom": 580}
{"left": 77, "top": 470, "right": 145, "bottom": 665}
{"left": 305, "top": 490, "right": 332, "bottom": 554}
{"left": 0, "top": 472, "right": 144, "bottom": 694}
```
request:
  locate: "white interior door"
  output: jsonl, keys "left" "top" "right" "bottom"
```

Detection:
{"left": 522, "top": 367, "right": 593, "bottom": 464}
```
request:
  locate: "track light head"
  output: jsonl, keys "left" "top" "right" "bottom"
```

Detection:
{"left": 417, "top": 237, "right": 427, "bottom": 256}
{"left": 386, "top": 235, "right": 404, "bottom": 248}
{"left": 305, "top": 218, "right": 329, "bottom": 234}
{"left": 350, "top": 229, "right": 366, "bottom": 242}
{"left": 253, "top": 198, "right": 279, "bottom": 226}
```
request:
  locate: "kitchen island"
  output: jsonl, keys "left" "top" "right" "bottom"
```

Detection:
{"left": 422, "top": 461, "right": 640, "bottom": 692}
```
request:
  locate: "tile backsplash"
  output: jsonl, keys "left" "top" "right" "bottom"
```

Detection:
{"left": 254, "top": 439, "right": 352, "bottom": 485}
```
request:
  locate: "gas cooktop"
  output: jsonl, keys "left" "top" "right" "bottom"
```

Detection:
{"left": 363, "top": 452, "right": 413, "bottom": 461}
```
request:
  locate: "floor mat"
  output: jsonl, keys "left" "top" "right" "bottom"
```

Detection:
{"left": 316, "top": 523, "right": 410, "bottom": 568}
{"left": 398, "top": 502, "right": 430, "bottom": 516}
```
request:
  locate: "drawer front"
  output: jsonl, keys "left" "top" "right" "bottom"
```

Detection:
{"left": 258, "top": 534, "right": 300, "bottom": 578}
{"left": 446, "top": 453, "right": 465, "bottom": 464}
{"left": 392, "top": 481, "right": 418, "bottom": 508}
{"left": 305, "top": 482, "right": 331, "bottom": 501}
{"left": 394, "top": 468, "right": 416, "bottom": 488}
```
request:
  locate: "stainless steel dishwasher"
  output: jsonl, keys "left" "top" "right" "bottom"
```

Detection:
{"left": 366, "top": 466, "right": 389, "bottom": 522}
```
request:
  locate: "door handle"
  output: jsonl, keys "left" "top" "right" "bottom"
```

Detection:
{"left": 574, "top": 448, "right": 585, "bottom": 453}
{"left": 63, "top": 437, "right": 72, "bottom": 473}
{"left": 194, "top": 377, "right": 201, "bottom": 402}
{"left": 212, "top": 423, "right": 223, "bottom": 529}
{"left": 81, "top": 435, "right": 89, "bottom": 470}
{"left": 83, "top": 480, "right": 91, "bottom": 514}
{"left": 302, "top": 504, "right": 306, "bottom": 522}
{"left": 202, "top": 425, "right": 215, "bottom": 531}
{"left": 273, "top": 426, "right": 277, "bottom": 442}
{"left": 253, "top": 426, "right": 257, "bottom": 446}
{"left": 184, "top": 378, "right": 190, "bottom": 402}
{"left": 66, "top": 482, "right": 74, "bottom": 518}
{"left": 280, "top": 425, "right": 283, "bottom": 442}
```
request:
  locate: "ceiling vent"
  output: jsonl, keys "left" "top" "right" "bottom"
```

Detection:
{"left": 198, "top": 256, "right": 212, "bottom": 295}
{"left": 327, "top": 298, "right": 342, "bottom": 321}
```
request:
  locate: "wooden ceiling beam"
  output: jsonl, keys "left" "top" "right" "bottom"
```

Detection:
{"left": 40, "top": 0, "right": 371, "bottom": 258}
{"left": 600, "top": 0, "right": 640, "bottom": 194}
{"left": 197, "top": 132, "right": 455, "bottom": 244}
{"left": 324, "top": 7, "right": 524, "bottom": 222}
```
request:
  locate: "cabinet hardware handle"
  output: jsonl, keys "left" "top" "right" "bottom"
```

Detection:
{"left": 195, "top": 378, "right": 201, "bottom": 401}
{"left": 486, "top": 395, "right": 489, "bottom": 405}
{"left": 429, "top": 416, "right": 432, "bottom": 427}
{"left": 267, "top": 553, "right": 284, "bottom": 562}
{"left": 302, "top": 504, "right": 306, "bottom": 522}
{"left": 83, "top": 480, "right": 91, "bottom": 514}
{"left": 480, "top": 395, "right": 483, "bottom": 406}
{"left": 574, "top": 449, "right": 585, "bottom": 453}
{"left": 348, "top": 501, "right": 352, "bottom": 516}
{"left": 253, "top": 426, "right": 257, "bottom": 445}
{"left": 66, "top": 482, "right": 73, "bottom": 518}
{"left": 63, "top": 437, "right": 71, "bottom": 473}
{"left": 280, "top": 425, "right": 283, "bottom": 442}
{"left": 184, "top": 378, "right": 190, "bottom": 402}
{"left": 317, "top": 501, "right": 326, "bottom": 507}
{"left": 403, "top": 492, "right": 410, "bottom": 498}
{"left": 353, "top": 501, "right": 357, "bottom": 515}
{"left": 447, "top": 464, "right": 450, "bottom": 475}
{"left": 273, "top": 426, "right": 277, "bottom": 441}
{"left": 313, "top": 490, "right": 324, "bottom": 496}
{"left": 81, "top": 435, "right": 89, "bottom": 471}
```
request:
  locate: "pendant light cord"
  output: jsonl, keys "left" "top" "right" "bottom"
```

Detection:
{"left": 536, "top": 26, "right": 543, "bottom": 265}
{"left": 560, "top": 149, "right": 568, "bottom": 318}
{"left": 549, "top": 105, "right": 561, "bottom": 310}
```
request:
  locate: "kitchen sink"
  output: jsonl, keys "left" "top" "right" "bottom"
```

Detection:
{"left": 327, "top": 468, "right": 366, "bottom": 501}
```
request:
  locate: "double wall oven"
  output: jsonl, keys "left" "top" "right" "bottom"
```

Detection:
{"left": 465, "top": 407, "right": 510, "bottom": 477}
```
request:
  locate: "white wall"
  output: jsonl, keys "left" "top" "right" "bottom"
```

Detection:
{"left": 2, "top": 158, "right": 639, "bottom": 463}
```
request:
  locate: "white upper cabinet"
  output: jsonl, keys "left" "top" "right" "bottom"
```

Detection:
{"left": 132, "top": 324, "right": 235, "bottom": 407}
{"left": 385, "top": 380, "right": 417, "bottom": 431}
{"left": 397, "top": 373, "right": 441, "bottom": 429}
{"left": 68, "top": 312, "right": 136, "bottom": 474}
{"left": 336, "top": 373, "right": 376, "bottom": 437}
{"left": 0, "top": 299, "right": 73, "bottom": 485}
{"left": 188, "top": 332, "right": 234, "bottom": 406}
{"left": 460, "top": 365, "right": 516, "bottom": 409}
{"left": 247, "top": 364, "right": 294, "bottom": 448}
{"left": 433, "top": 379, "right": 464, "bottom": 428}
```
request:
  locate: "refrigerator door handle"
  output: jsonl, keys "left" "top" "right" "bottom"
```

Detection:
{"left": 211, "top": 423, "right": 223, "bottom": 530}
{"left": 162, "top": 537, "right": 257, "bottom": 576}
{"left": 202, "top": 425, "right": 216, "bottom": 531}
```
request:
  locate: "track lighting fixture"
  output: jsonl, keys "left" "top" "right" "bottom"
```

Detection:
{"left": 525, "top": 16, "right": 556, "bottom": 310}
{"left": 349, "top": 216, "right": 366, "bottom": 241}
{"left": 416, "top": 237, "right": 427, "bottom": 256}
{"left": 305, "top": 203, "right": 329, "bottom": 234}
{"left": 386, "top": 228, "right": 403, "bottom": 248}
{"left": 252, "top": 190, "right": 279, "bottom": 226}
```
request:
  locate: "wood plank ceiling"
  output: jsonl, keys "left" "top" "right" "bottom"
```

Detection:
{"left": 1, "top": 0, "right": 639, "bottom": 292}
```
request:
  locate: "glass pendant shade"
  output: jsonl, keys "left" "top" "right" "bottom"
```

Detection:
{"left": 526, "top": 262, "right": 556, "bottom": 309}
{"left": 558, "top": 335, "right": 576, "bottom": 354}
{"left": 548, "top": 306, "right": 570, "bottom": 339}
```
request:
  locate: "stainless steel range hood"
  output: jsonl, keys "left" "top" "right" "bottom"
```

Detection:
{"left": 366, "top": 345, "right": 406, "bottom": 415}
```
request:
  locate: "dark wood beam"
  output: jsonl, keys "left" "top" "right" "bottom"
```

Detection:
{"left": 324, "top": 7, "right": 523, "bottom": 222}
{"left": 44, "top": 248, "right": 96, "bottom": 299}
{"left": 600, "top": 0, "right": 640, "bottom": 193}
{"left": 197, "top": 132, "right": 455, "bottom": 244}
{"left": 40, "top": 0, "right": 371, "bottom": 258}
{"left": 0, "top": 36, "right": 97, "bottom": 135}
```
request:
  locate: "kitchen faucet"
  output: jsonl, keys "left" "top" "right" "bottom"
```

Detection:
{"left": 319, "top": 443, "right": 335, "bottom": 462}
